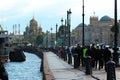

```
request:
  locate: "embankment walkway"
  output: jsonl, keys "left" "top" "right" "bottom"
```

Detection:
{"left": 43, "top": 51, "right": 120, "bottom": 80}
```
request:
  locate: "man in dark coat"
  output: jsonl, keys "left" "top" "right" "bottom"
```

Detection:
{"left": 74, "top": 44, "right": 81, "bottom": 68}
{"left": 104, "top": 47, "right": 112, "bottom": 71}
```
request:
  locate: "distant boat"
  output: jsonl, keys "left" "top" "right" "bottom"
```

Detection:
{"left": 0, "top": 26, "right": 10, "bottom": 63}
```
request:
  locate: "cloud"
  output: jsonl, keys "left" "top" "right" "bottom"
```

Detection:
{"left": 17, "top": 0, "right": 57, "bottom": 16}
{"left": 0, "top": 17, "right": 7, "bottom": 22}
{"left": 0, "top": 0, "right": 120, "bottom": 33}
{"left": 0, "top": 0, "right": 20, "bottom": 12}
{"left": 0, "top": 0, "right": 57, "bottom": 20}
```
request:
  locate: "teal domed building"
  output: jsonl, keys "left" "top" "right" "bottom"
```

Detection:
{"left": 99, "top": 15, "right": 112, "bottom": 22}
{"left": 74, "top": 15, "right": 118, "bottom": 46}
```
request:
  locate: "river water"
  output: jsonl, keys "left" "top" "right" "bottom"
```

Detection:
{"left": 4, "top": 52, "right": 43, "bottom": 80}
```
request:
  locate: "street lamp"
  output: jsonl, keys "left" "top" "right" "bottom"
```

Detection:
{"left": 46, "top": 30, "right": 48, "bottom": 48}
{"left": 64, "top": 19, "right": 67, "bottom": 46}
{"left": 67, "top": 9, "right": 72, "bottom": 47}
{"left": 82, "top": 0, "right": 85, "bottom": 46}
{"left": 113, "top": 0, "right": 119, "bottom": 66}
{"left": 51, "top": 27, "right": 53, "bottom": 48}
{"left": 56, "top": 24, "right": 58, "bottom": 46}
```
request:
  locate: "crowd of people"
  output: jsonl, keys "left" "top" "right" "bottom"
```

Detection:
{"left": 55, "top": 44, "right": 113, "bottom": 71}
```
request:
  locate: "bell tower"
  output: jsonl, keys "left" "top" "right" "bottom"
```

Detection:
{"left": 90, "top": 12, "right": 98, "bottom": 26}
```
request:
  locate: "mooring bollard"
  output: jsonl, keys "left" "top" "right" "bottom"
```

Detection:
{"left": 106, "top": 59, "right": 116, "bottom": 80}
{"left": 73, "top": 54, "right": 78, "bottom": 69}
{"left": 68, "top": 54, "right": 72, "bottom": 64}
{"left": 85, "top": 56, "right": 92, "bottom": 75}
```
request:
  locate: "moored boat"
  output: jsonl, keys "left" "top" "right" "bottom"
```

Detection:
{"left": 0, "top": 25, "right": 10, "bottom": 63}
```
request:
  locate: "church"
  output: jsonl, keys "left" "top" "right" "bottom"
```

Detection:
{"left": 24, "top": 17, "right": 42, "bottom": 45}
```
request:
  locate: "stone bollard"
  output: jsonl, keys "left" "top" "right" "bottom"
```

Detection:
{"left": 106, "top": 59, "right": 116, "bottom": 80}
{"left": 73, "top": 54, "right": 78, "bottom": 68}
{"left": 39, "top": 51, "right": 43, "bottom": 72}
{"left": 68, "top": 54, "right": 72, "bottom": 64}
{"left": 40, "top": 59, "right": 43, "bottom": 72}
{"left": 85, "top": 56, "right": 92, "bottom": 75}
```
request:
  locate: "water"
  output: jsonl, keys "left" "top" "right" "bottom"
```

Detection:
{"left": 5, "top": 52, "right": 43, "bottom": 80}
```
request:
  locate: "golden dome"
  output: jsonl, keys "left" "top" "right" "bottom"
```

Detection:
{"left": 30, "top": 17, "right": 38, "bottom": 27}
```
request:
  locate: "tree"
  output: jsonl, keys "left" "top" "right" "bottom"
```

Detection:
{"left": 36, "top": 34, "right": 43, "bottom": 46}
{"left": 111, "top": 24, "right": 119, "bottom": 33}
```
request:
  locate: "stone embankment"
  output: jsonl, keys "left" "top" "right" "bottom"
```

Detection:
{"left": 0, "top": 62, "right": 8, "bottom": 80}
{"left": 21, "top": 46, "right": 43, "bottom": 59}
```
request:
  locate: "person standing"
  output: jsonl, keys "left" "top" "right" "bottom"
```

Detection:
{"left": 90, "top": 45, "right": 96, "bottom": 68}
{"left": 74, "top": 44, "right": 81, "bottom": 68}
{"left": 98, "top": 46, "right": 104, "bottom": 70}
{"left": 104, "top": 47, "right": 112, "bottom": 71}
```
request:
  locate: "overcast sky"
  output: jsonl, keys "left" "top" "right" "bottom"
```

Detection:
{"left": 0, "top": 0, "right": 120, "bottom": 34}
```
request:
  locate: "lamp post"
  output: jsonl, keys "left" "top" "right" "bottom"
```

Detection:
{"left": 113, "top": 0, "right": 119, "bottom": 66}
{"left": 51, "top": 27, "right": 53, "bottom": 48}
{"left": 46, "top": 30, "right": 48, "bottom": 48}
{"left": 67, "top": 9, "right": 72, "bottom": 47}
{"left": 65, "top": 19, "right": 67, "bottom": 46}
{"left": 82, "top": 0, "right": 85, "bottom": 46}
{"left": 61, "top": 18, "right": 64, "bottom": 46}
{"left": 56, "top": 24, "right": 58, "bottom": 46}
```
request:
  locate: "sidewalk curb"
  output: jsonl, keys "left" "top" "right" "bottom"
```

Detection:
{"left": 91, "top": 75, "right": 100, "bottom": 80}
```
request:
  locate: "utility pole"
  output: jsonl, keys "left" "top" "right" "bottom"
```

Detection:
{"left": 113, "top": 0, "right": 119, "bottom": 66}
{"left": 82, "top": 0, "right": 85, "bottom": 46}
{"left": 56, "top": 24, "right": 58, "bottom": 46}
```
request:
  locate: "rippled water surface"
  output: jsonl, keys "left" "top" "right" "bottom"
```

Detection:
{"left": 5, "top": 52, "right": 43, "bottom": 80}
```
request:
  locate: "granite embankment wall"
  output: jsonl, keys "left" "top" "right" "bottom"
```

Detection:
{"left": 0, "top": 62, "right": 8, "bottom": 80}
{"left": 21, "top": 46, "right": 43, "bottom": 59}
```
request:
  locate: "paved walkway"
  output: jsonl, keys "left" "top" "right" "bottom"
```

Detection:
{"left": 43, "top": 51, "right": 120, "bottom": 80}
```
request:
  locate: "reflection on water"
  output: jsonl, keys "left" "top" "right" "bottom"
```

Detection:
{"left": 5, "top": 52, "right": 43, "bottom": 80}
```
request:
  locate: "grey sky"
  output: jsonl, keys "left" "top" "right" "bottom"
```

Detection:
{"left": 0, "top": 0, "right": 119, "bottom": 33}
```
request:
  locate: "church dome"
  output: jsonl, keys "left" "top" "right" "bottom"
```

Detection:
{"left": 77, "top": 23, "right": 87, "bottom": 28}
{"left": 59, "top": 25, "right": 66, "bottom": 34}
{"left": 30, "top": 17, "right": 38, "bottom": 27}
{"left": 99, "top": 15, "right": 111, "bottom": 22}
